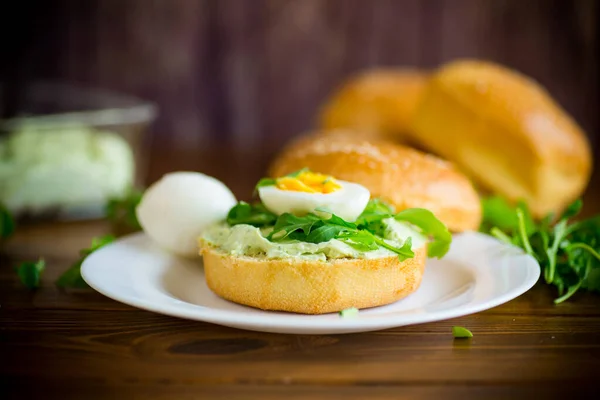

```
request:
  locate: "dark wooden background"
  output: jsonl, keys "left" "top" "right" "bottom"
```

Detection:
{"left": 1, "top": 0, "right": 598, "bottom": 176}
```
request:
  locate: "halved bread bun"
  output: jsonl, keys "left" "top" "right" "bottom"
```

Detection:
{"left": 201, "top": 245, "right": 427, "bottom": 315}
{"left": 268, "top": 131, "right": 482, "bottom": 232}
{"left": 409, "top": 59, "right": 593, "bottom": 218}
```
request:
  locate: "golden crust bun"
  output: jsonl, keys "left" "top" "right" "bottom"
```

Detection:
{"left": 409, "top": 59, "right": 593, "bottom": 218}
{"left": 201, "top": 245, "right": 427, "bottom": 314}
{"left": 268, "top": 131, "right": 482, "bottom": 232}
{"left": 319, "top": 69, "right": 428, "bottom": 142}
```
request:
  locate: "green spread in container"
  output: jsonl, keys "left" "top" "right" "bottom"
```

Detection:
{"left": 0, "top": 124, "right": 134, "bottom": 215}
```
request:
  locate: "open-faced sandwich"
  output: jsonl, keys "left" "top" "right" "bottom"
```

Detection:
{"left": 197, "top": 135, "right": 482, "bottom": 315}
{"left": 198, "top": 169, "right": 452, "bottom": 315}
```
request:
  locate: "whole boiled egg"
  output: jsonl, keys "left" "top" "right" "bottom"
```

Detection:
{"left": 258, "top": 170, "right": 370, "bottom": 221}
{"left": 136, "top": 171, "right": 237, "bottom": 257}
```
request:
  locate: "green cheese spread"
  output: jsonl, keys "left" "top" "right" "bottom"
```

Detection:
{"left": 202, "top": 218, "right": 426, "bottom": 261}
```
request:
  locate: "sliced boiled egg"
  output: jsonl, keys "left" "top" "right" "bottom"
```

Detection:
{"left": 258, "top": 170, "right": 370, "bottom": 222}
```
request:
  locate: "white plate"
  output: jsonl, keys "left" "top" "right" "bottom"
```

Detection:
{"left": 81, "top": 231, "right": 540, "bottom": 334}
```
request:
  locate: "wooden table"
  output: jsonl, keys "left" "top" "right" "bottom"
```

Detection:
{"left": 2, "top": 149, "right": 600, "bottom": 399}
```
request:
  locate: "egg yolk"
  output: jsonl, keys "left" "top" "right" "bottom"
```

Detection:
{"left": 276, "top": 171, "right": 342, "bottom": 194}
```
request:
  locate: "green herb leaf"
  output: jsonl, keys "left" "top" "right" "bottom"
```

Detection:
{"left": 480, "top": 196, "right": 535, "bottom": 235}
{"left": 105, "top": 187, "right": 144, "bottom": 231}
{"left": 480, "top": 196, "right": 519, "bottom": 232}
{"left": 227, "top": 201, "right": 278, "bottom": 227}
{"left": 452, "top": 326, "right": 473, "bottom": 338}
{"left": 355, "top": 199, "right": 395, "bottom": 227}
{"left": 285, "top": 168, "right": 310, "bottom": 178}
{"left": 16, "top": 258, "right": 45, "bottom": 289}
{"left": 54, "top": 260, "right": 88, "bottom": 289}
{"left": 336, "top": 230, "right": 379, "bottom": 252}
{"left": 315, "top": 208, "right": 357, "bottom": 229}
{"left": 87, "top": 235, "right": 116, "bottom": 254}
{"left": 481, "top": 196, "right": 600, "bottom": 303}
{"left": 339, "top": 307, "right": 359, "bottom": 318}
{"left": 253, "top": 178, "right": 277, "bottom": 195}
{"left": 374, "top": 235, "right": 414, "bottom": 261}
{"left": 305, "top": 224, "right": 346, "bottom": 243}
{"left": 1, "top": 203, "right": 15, "bottom": 241}
{"left": 394, "top": 208, "right": 452, "bottom": 258}
{"left": 56, "top": 235, "right": 116, "bottom": 288}
{"left": 560, "top": 199, "right": 583, "bottom": 220}
{"left": 255, "top": 178, "right": 276, "bottom": 188}
{"left": 269, "top": 213, "right": 322, "bottom": 240}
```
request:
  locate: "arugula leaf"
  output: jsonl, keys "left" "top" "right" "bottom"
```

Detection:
{"left": 480, "top": 196, "right": 535, "bottom": 235}
{"left": 285, "top": 168, "right": 310, "bottom": 178}
{"left": 56, "top": 235, "right": 116, "bottom": 288}
{"left": 480, "top": 196, "right": 600, "bottom": 303}
{"left": 1, "top": 203, "right": 15, "bottom": 241}
{"left": 581, "top": 268, "right": 600, "bottom": 292}
{"left": 560, "top": 199, "right": 583, "bottom": 220}
{"left": 269, "top": 213, "right": 322, "bottom": 240}
{"left": 255, "top": 178, "right": 276, "bottom": 188}
{"left": 87, "top": 235, "right": 117, "bottom": 254}
{"left": 336, "top": 230, "right": 379, "bottom": 252}
{"left": 267, "top": 208, "right": 416, "bottom": 260}
{"left": 55, "top": 259, "right": 88, "bottom": 289}
{"left": 452, "top": 326, "right": 473, "bottom": 338}
{"left": 16, "top": 258, "right": 45, "bottom": 289}
{"left": 105, "top": 187, "right": 143, "bottom": 231}
{"left": 343, "top": 227, "right": 415, "bottom": 260}
{"left": 227, "top": 201, "right": 278, "bottom": 227}
{"left": 253, "top": 178, "right": 277, "bottom": 195}
{"left": 480, "top": 196, "right": 518, "bottom": 232}
{"left": 305, "top": 224, "right": 346, "bottom": 243}
{"left": 315, "top": 208, "right": 357, "bottom": 229}
{"left": 229, "top": 192, "right": 451, "bottom": 261}
{"left": 355, "top": 199, "right": 394, "bottom": 227}
{"left": 374, "top": 235, "right": 414, "bottom": 261}
{"left": 394, "top": 208, "right": 452, "bottom": 258}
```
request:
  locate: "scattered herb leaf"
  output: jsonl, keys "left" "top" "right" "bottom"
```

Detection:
{"left": 56, "top": 235, "right": 116, "bottom": 288}
{"left": 1, "top": 203, "right": 15, "bottom": 241}
{"left": 16, "top": 258, "right": 45, "bottom": 289}
{"left": 339, "top": 307, "right": 359, "bottom": 318}
{"left": 452, "top": 326, "right": 473, "bottom": 338}
{"left": 105, "top": 187, "right": 144, "bottom": 231}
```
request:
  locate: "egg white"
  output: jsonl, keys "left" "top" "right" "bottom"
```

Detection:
{"left": 258, "top": 180, "right": 370, "bottom": 222}
{"left": 136, "top": 171, "right": 237, "bottom": 257}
